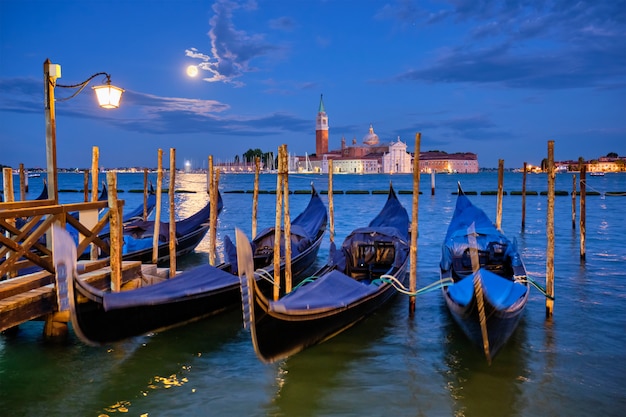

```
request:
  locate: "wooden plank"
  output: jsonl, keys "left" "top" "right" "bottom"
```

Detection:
{"left": 0, "top": 261, "right": 142, "bottom": 332}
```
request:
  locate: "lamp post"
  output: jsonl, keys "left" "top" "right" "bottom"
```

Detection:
{"left": 43, "top": 58, "right": 124, "bottom": 203}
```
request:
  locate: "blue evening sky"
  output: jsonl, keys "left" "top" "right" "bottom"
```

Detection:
{"left": 1, "top": 0, "right": 624, "bottom": 170}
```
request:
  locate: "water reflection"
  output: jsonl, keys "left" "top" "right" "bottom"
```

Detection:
{"left": 264, "top": 301, "right": 396, "bottom": 416}
{"left": 81, "top": 310, "right": 243, "bottom": 416}
{"left": 441, "top": 302, "right": 529, "bottom": 417}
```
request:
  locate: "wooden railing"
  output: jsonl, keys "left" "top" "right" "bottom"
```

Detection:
{"left": 0, "top": 200, "right": 113, "bottom": 278}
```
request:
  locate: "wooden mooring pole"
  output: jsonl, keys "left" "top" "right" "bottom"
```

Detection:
{"left": 571, "top": 174, "right": 577, "bottom": 230}
{"left": 469, "top": 222, "right": 491, "bottom": 365}
{"left": 521, "top": 162, "right": 527, "bottom": 231}
{"left": 19, "top": 163, "right": 26, "bottom": 200}
{"left": 252, "top": 157, "right": 260, "bottom": 239}
{"left": 2, "top": 168, "right": 14, "bottom": 203}
{"left": 90, "top": 146, "right": 99, "bottom": 260}
{"left": 209, "top": 166, "right": 219, "bottom": 266}
{"left": 273, "top": 146, "right": 285, "bottom": 301}
{"left": 83, "top": 169, "right": 89, "bottom": 202}
{"left": 409, "top": 132, "right": 421, "bottom": 314}
{"left": 430, "top": 170, "right": 435, "bottom": 196}
{"left": 143, "top": 168, "right": 149, "bottom": 220}
{"left": 546, "top": 140, "right": 555, "bottom": 317}
{"left": 496, "top": 159, "right": 504, "bottom": 230}
{"left": 283, "top": 146, "right": 292, "bottom": 293}
{"left": 107, "top": 171, "right": 122, "bottom": 292}
{"left": 208, "top": 155, "right": 213, "bottom": 195}
{"left": 91, "top": 146, "right": 99, "bottom": 201}
{"left": 328, "top": 159, "right": 335, "bottom": 245}
{"left": 152, "top": 149, "right": 163, "bottom": 264}
{"left": 579, "top": 165, "right": 586, "bottom": 261}
{"left": 169, "top": 148, "right": 177, "bottom": 278}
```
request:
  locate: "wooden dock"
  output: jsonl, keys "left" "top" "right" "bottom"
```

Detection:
{"left": 0, "top": 189, "right": 168, "bottom": 338}
{"left": 0, "top": 261, "right": 163, "bottom": 333}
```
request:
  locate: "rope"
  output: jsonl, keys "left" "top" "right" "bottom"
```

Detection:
{"left": 374, "top": 275, "right": 454, "bottom": 296}
{"left": 580, "top": 179, "right": 606, "bottom": 198}
{"left": 281, "top": 271, "right": 554, "bottom": 301}
{"left": 254, "top": 268, "right": 278, "bottom": 287}
{"left": 515, "top": 275, "right": 555, "bottom": 300}
{"left": 291, "top": 275, "right": 320, "bottom": 291}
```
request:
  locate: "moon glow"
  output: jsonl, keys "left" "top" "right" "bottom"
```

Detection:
{"left": 186, "top": 65, "right": 199, "bottom": 77}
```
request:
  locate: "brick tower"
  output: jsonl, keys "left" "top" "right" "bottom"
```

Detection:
{"left": 315, "top": 94, "right": 328, "bottom": 156}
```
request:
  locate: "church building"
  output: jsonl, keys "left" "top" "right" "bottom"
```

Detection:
{"left": 293, "top": 95, "right": 478, "bottom": 174}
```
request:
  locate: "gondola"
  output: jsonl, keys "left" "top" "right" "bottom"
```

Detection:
{"left": 237, "top": 184, "right": 409, "bottom": 363}
{"left": 97, "top": 182, "right": 157, "bottom": 225}
{"left": 440, "top": 184, "right": 529, "bottom": 361}
{"left": 52, "top": 186, "right": 327, "bottom": 345}
{"left": 222, "top": 185, "right": 328, "bottom": 281}
{"left": 107, "top": 190, "right": 222, "bottom": 263}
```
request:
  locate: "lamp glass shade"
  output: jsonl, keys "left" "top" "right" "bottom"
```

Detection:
{"left": 93, "top": 84, "right": 124, "bottom": 109}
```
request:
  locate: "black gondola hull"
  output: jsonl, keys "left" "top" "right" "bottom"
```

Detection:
{"left": 62, "top": 187, "right": 327, "bottom": 345}
{"left": 250, "top": 264, "right": 408, "bottom": 363}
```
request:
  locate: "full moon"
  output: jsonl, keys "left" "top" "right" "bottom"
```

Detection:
{"left": 186, "top": 65, "right": 199, "bottom": 77}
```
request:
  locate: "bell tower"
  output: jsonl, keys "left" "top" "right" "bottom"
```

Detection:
{"left": 315, "top": 94, "right": 328, "bottom": 156}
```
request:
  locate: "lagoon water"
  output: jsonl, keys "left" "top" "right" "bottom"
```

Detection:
{"left": 1, "top": 171, "right": 625, "bottom": 416}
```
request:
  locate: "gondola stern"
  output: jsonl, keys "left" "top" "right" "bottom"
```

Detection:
{"left": 235, "top": 228, "right": 274, "bottom": 363}
{"left": 52, "top": 226, "right": 101, "bottom": 347}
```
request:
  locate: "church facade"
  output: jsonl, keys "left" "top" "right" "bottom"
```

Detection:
{"left": 293, "top": 95, "right": 478, "bottom": 174}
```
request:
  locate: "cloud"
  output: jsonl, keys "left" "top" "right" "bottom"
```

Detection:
{"left": 393, "top": 114, "right": 514, "bottom": 148}
{"left": 185, "top": 0, "right": 283, "bottom": 86}
{"left": 0, "top": 77, "right": 308, "bottom": 137}
{"left": 268, "top": 16, "right": 296, "bottom": 31}
{"left": 387, "top": 0, "right": 626, "bottom": 90}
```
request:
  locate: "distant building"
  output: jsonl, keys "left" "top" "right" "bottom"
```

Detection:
{"left": 555, "top": 155, "right": 626, "bottom": 172}
{"left": 315, "top": 95, "right": 329, "bottom": 156}
{"left": 294, "top": 96, "right": 478, "bottom": 174}
{"left": 419, "top": 151, "right": 479, "bottom": 173}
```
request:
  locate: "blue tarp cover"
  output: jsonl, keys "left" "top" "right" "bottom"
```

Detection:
{"left": 224, "top": 188, "right": 327, "bottom": 273}
{"left": 103, "top": 264, "right": 237, "bottom": 311}
{"left": 271, "top": 187, "right": 409, "bottom": 314}
{"left": 447, "top": 268, "right": 528, "bottom": 309}
{"left": 440, "top": 192, "right": 516, "bottom": 271}
{"left": 271, "top": 270, "right": 378, "bottom": 313}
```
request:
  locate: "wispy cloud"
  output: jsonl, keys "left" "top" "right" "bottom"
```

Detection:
{"left": 0, "top": 77, "right": 308, "bottom": 136}
{"left": 185, "top": 0, "right": 283, "bottom": 86}
{"left": 385, "top": 0, "right": 626, "bottom": 90}
{"left": 394, "top": 113, "right": 514, "bottom": 148}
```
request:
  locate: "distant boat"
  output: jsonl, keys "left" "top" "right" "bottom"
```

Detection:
{"left": 589, "top": 172, "right": 605, "bottom": 177}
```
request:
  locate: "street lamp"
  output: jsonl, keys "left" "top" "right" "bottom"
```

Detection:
{"left": 44, "top": 58, "right": 124, "bottom": 203}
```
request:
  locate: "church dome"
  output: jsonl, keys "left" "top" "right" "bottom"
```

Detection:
{"left": 363, "top": 124, "right": 379, "bottom": 146}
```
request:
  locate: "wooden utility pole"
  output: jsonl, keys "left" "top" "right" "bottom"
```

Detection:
{"left": 44, "top": 59, "right": 59, "bottom": 204}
